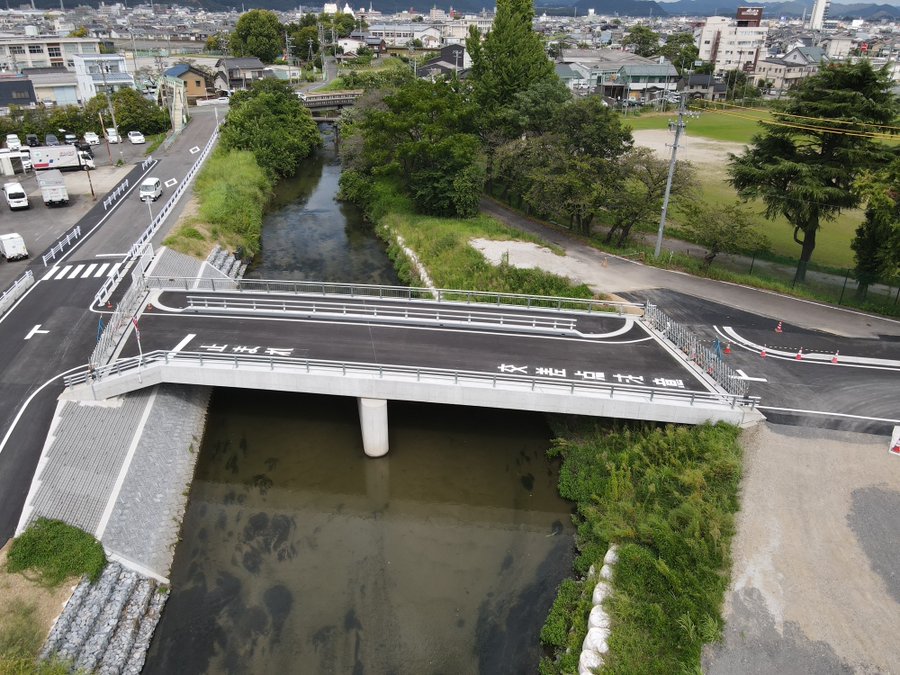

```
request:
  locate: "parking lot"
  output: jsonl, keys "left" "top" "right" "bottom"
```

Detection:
{"left": 0, "top": 136, "right": 151, "bottom": 290}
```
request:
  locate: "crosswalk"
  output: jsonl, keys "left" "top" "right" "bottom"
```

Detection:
{"left": 42, "top": 262, "right": 122, "bottom": 282}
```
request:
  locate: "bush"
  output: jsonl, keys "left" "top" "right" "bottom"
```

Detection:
{"left": 6, "top": 519, "right": 106, "bottom": 586}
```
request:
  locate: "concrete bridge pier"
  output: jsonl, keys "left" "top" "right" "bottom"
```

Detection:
{"left": 358, "top": 397, "right": 389, "bottom": 457}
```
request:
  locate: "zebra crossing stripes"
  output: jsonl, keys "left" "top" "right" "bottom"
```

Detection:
{"left": 43, "top": 262, "right": 121, "bottom": 282}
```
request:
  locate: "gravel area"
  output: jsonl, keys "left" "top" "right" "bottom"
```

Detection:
{"left": 703, "top": 423, "right": 900, "bottom": 674}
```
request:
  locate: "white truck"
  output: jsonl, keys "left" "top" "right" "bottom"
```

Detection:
{"left": 36, "top": 169, "right": 69, "bottom": 206}
{"left": 0, "top": 233, "right": 28, "bottom": 261}
{"left": 30, "top": 145, "right": 95, "bottom": 171}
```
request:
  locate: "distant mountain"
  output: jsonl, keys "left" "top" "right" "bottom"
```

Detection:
{"left": 660, "top": 0, "right": 900, "bottom": 18}
{"left": 543, "top": 0, "right": 670, "bottom": 16}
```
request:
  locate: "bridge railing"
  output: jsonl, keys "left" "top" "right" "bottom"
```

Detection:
{"left": 183, "top": 294, "right": 579, "bottom": 331}
{"left": 64, "top": 349, "right": 759, "bottom": 410}
{"left": 144, "top": 277, "right": 643, "bottom": 314}
{"left": 644, "top": 303, "right": 748, "bottom": 397}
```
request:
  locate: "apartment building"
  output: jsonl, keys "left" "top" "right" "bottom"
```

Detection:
{"left": 0, "top": 36, "right": 102, "bottom": 72}
{"left": 72, "top": 53, "right": 135, "bottom": 101}
{"left": 695, "top": 9, "right": 769, "bottom": 73}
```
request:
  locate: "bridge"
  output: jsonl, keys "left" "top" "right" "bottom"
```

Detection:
{"left": 61, "top": 277, "right": 761, "bottom": 457}
{"left": 298, "top": 90, "right": 363, "bottom": 110}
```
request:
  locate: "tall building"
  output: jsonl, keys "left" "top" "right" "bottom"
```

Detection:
{"left": 695, "top": 9, "right": 768, "bottom": 73}
{"left": 809, "top": 0, "right": 830, "bottom": 30}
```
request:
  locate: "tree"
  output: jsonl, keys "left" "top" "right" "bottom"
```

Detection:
{"left": 605, "top": 148, "right": 695, "bottom": 246}
{"left": 287, "top": 24, "right": 319, "bottom": 61}
{"left": 853, "top": 156, "right": 900, "bottom": 293}
{"left": 110, "top": 88, "right": 170, "bottom": 134}
{"left": 658, "top": 32, "right": 698, "bottom": 71}
{"left": 728, "top": 61, "right": 899, "bottom": 283}
{"left": 679, "top": 201, "right": 770, "bottom": 268}
{"left": 231, "top": 9, "right": 283, "bottom": 63}
{"left": 466, "top": 0, "right": 556, "bottom": 119}
{"left": 623, "top": 25, "right": 659, "bottom": 58}
{"left": 221, "top": 79, "right": 320, "bottom": 178}
{"left": 68, "top": 26, "right": 88, "bottom": 38}
{"left": 205, "top": 34, "right": 224, "bottom": 52}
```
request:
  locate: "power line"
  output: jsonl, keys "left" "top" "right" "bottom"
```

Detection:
{"left": 690, "top": 106, "right": 896, "bottom": 141}
{"left": 704, "top": 98, "right": 900, "bottom": 134}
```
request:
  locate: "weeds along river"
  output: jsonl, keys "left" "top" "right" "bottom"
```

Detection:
{"left": 143, "top": 130, "right": 576, "bottom": 674}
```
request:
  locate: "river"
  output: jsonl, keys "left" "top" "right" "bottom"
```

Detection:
{"left": 143, "top": 133, "right": 575, "bottom": 674}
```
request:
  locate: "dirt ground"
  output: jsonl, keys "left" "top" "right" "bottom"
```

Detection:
{"left": 0, "top": 540, "right": 75, "bottom": 653}
{"left": 703, "top": 423, "right": 900, "bottom": 674}
{"left": 631, "top": 128, "right": 747, "bottom": 168}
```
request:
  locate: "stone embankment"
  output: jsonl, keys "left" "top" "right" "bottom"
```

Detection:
{"left": 42, "top": 562, "right": 167, "bottom": 674}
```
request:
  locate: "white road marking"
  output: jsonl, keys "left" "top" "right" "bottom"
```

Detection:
{"left": 107, "top": 263, "right": 121, "bottom": 277}
{"left": 42, "top": 266, "right": 60, "bottom": 281}
{"left": 189, "top": 145, "right": 200, "bottom": 154}
{"left": 69, "top": 264, "right": 85, "bottom": 279}
{"left": 93, "top": 263, "right": 110, "bottom": 277}
{"left": 757, "top": 405, "right": 900, "bottom": 425}
{"left": 94, "top": 253, "right": 129, "bottom": 258}
{"left": 730, "top": 369, "right": 767, "bottom": 382}
{"left": 55, "top": 265, "right": 73, "bottom": 279}
{"left": 170, "top": 333, "right": 196, "bottom": 352}
{"left": 164, "top": 178, "right": 178, "bottom": 188}
{"left": 82, "top": 263, "right": 98, "bottom": 277}
{"left": 24, "top": 324, "right": 50, "bottom": 340}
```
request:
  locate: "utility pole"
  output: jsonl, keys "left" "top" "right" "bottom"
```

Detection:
{"left": 98, "top": 64, "right": 118, "bottom": 138}
{"left": 284, "top": 30, "right": 294, "bottom": 84}
{"left": 655, "top": 94, "right": 686, "bottom": 258}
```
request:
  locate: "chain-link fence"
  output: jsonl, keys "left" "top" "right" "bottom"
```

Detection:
{"left": 644, "top": 304, "right": 749, "bottom": 397}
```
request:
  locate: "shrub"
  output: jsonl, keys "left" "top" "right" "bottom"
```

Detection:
{"left": 6, "top": 519, "right": 106, "bottom": 586}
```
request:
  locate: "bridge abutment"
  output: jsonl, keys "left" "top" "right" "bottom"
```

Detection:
{"left": 358, "top": 397, "right": 389, "bottom": 457}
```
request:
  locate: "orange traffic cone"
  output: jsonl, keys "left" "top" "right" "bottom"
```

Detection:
{"left": 105, "top": 301, "right": 112, "bottom": 309}
{"left": 146, "top": 303, "right": 154, "bottom": 311}
{"left": 832, "top": 350, "right": 839, "bottom": 364}
{"left": 760, "top": 345, "right": 767, "bottom": 358}
{"left": 724, "top": 343, "right": 731, "bottom": 355}
{"left": 795, "top": 347, "right": 803, "bottom": 360}
{"left": 775, "top": 321, "right": 783, "bottom": 333}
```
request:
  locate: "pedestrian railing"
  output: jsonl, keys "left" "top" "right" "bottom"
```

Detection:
{"left": 41, "top": 225, "right": 81, "bottom": 266}
{"left": 64, "top": 349, "right": 760, "bottom": 411}
{"left": 102, "top": 178, "right": 131, "bottom": 211}
{"left": 144, "top": 277, "right": 642, "bottom": 315}
{"left": 183, "top": 294, "right": 579, "bottom": 332}
{"left": 644, "top": 303, "right": 749, "bottom": 397}
{"left": 90, "top": 274, "right": 147, "bottom": 368}
{"left": 0, "top": 270, "right": 34, "bottom": 317}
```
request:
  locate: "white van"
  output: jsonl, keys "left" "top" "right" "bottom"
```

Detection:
{"left": 3, "top": 181, "right": 29, "bottom": 210}
{"left": 139, "top": 177, "right": 162, "bottom": 202}
{"left": 0, "top": 233, "right": 27, "bottom": 260}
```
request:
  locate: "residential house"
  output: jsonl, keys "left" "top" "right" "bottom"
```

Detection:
{"left": 367, "top": 24, "right": 441, "bottom": 48}
{"left": 73, "top": 53, "right": 135, "bottom": 102}
{"left": 0, "top": 74, "right": 36, "bottom": 109}
{"left": 555, "top": 62, "right": 588, "bottom": 91}
{"left": 753, "top": 45, "right": 826, "bottom": 91}
{"left": 162, "top": 63, "right": 211, "bottom": 103}
{"left": 614, "top": 62, "right": 679, "bottom": 102}
{"left": 214, "top": 57, "right": 266, "bottom": 93}
{"left": 676, "top": 74, "right": 727, "bottom": 100}
{"left": 22, "top": 67, "right": 79, "bottom": 106}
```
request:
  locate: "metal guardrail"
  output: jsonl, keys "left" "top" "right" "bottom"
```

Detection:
{"left": 0, "top": 270, "right": 34, "bottom": 317}
{"left": 644, "top": 303, "right": 749, "bottom": 397}
{"left": 184, "top": 295, "right": 579, "bottom": 331}
{"left": 102, "top": 178, "right": 131, "bottom": 211}
{"left": 64, "top": 349, "right": 760, "bottom": 410}
{"left": 90, "top": 274, "right": 147, "bottom": 368}
{"left": 144, "top": 277, "right": 641, "bottom": 314}
{"left": 41, "top": 225, "right": 81, "bottom": 266}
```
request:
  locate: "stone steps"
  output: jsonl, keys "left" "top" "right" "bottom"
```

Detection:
{"left": 42, "top": 562, "right": 168, "bottom": 674}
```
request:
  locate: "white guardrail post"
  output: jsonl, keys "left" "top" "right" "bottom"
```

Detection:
{"left": 42, "top": 225, "right": 82, "bottom": 266}
{"left": 0, "top": 270, "right": 35, "bottom": 318}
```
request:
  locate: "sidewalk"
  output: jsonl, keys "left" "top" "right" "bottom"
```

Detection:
{"left": 479, "top": 197, "right": 900, "bottom": 339}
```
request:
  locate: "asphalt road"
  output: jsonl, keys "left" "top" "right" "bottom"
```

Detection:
{"left": 0, "top": 110, "right": 220, "bottom": 541}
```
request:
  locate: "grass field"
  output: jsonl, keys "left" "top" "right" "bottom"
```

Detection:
{"left": 628, "top": 110, "right": 861, "bottom": 269}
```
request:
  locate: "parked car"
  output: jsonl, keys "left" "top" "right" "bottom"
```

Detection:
{"left": 45, "top": 134, "right": 60, "bottom": 146}
{"left": 25, "top": 134, "right": 39, "bottom": 147}
{"left": 106, "top": 128, "right": 121, "bottom": 144}
{"left": 83, "top": 131, "right": 100, "bottom": 145}
{"left": 63, "top": 132, "right": 78, "bottom": 145}
{"left": 19, "top": 148, "right": 31, "bottom": 170}
{"left": 3, "top": 181, "right": 29, "bottom": 210}
{"left": 127, "top": 131, "right": 145, "bottom": 144}
{"left": 139, "top": 177, "right": 162, "bottom": 202}
{"left": 6, "top": 134, "right": 21, "bottom": 150}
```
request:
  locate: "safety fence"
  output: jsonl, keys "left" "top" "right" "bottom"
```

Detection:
{"left": 102, "top": 178, "right": 130, "bottom": 211}
{"left": 64, "top": 349, "right": 759, "bottom": 411}
{"left": 144, "top": 277, "right": 642, "bottom": 315}
{"left": 0, "top": 270, "right": 34, "bottom": 317}
{"left": 90, "top": 272, "right": 147, "bottom": 368}
{"left": 183, "top": 294, "right": 579, "bottom": 332}
{"left": 644, "top": 303, "right": 749, "bottom": 397}
{"left": 41, "top": 225, "right": 81, "bottom": 267}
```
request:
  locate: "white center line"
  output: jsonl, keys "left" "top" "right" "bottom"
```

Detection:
{"left": 170, "top": 333, "right": 196, "bottom": 353}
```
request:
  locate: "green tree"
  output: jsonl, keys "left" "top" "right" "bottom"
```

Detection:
{"left": 466, "top": 0, "right": 555, "bottom": 118}
{"left": 221, "top": 78, "right": 320, "bottom": 178}
{"left": 110, "top": 88, "right": 170, "bottom": 134}
{"left": 679, "top": 201, "right": 770, "bottom": 268}
{"left": 623, "top": 24, "right": 660, "bottom": 58}
{"left": 231, "top": 9, "right": 283, "bottom": 63}
{"left": 205, "top": 34, "right": 224, "bottom": 52}
{"left": 728, "top": 61, "right": 898, "bottom": 283}
{"left": 606, "top": 148, "right": 695, "bottom": 245}
{"left": 853, "top": 157, "right": 900, "bottom": 293}
{"left": 68, "top": 26, "right": 88, "bottom": 38}
{"left": 658, "top": 32, "right": 699, "bottom": 71}
{"left": 287, "top": 24, "right": 319, "bottom": 61}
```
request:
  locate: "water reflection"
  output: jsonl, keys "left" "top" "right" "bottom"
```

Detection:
{"left": 145, "top": 392, "right": 574, "bottom": 674}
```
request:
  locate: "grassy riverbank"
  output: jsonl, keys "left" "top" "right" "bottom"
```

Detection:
{"left": 163, "top": 148, "right": 272, "bottom": 258}
{"left": 342, "top": 178, "right": 744, "bottom": 673}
